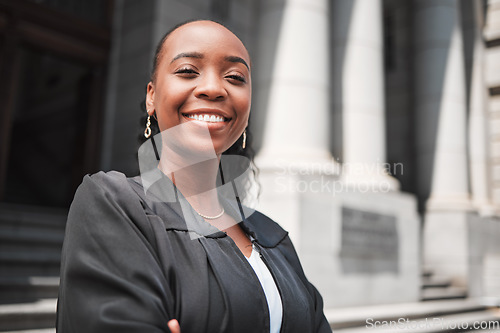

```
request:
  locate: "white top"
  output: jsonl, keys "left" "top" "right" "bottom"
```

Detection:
{"left": 246, "top": 245, "right": 283, "bottom": 333}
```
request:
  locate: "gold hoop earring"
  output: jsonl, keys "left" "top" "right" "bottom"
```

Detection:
{"left": 242, "top": 129, "right": 246, "bottom": 149}
{"left": 144, "top": 115, "right": 152, "bottom": 138}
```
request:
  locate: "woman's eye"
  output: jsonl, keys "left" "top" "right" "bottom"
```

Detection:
{"left": 175, "top": 68, "right": 198, "bottom": 75}
{"left": 226, "top": 74, "right": 246, "bottom": 83}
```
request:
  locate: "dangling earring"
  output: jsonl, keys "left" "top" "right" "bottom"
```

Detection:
{"left": 144, "top": 111, "right": 152, "bottom": 138}
{"left": 242, "top": 129, "right": 246, "bottom": 149}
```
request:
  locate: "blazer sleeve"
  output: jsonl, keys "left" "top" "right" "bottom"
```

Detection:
{"left": 56, "top": 172, "right": 173, "bottom": 333}
{"left": 278, "top": 236, "right": 332, "bottom": 333}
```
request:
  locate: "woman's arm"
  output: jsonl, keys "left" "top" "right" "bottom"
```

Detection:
{"left": 57, "top": 172, "right": 174, "bottom": 333}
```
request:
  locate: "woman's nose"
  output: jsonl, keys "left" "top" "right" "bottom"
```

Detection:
{"left": 194, "top": 73, "right": 227, "bottom": 100}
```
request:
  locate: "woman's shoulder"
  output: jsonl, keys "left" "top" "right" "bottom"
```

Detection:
{"left": 76, "top": 170, "right": 143, "bottom": 202}
{"left": 71, "top": 170, "right": 147, "bottom": 219}
{"left": 80, "top": 170, "right": 130, "bottom": 190}
{"left": 68, "top": 170, "right": 161, "bottom": 244}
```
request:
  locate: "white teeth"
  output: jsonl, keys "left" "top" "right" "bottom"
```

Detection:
{"left": 186, "top": 114, "right": 226, "bottom": 123}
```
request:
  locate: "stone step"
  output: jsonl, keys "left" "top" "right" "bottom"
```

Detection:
{"left": 421, "top": 276, "right": 452, "bottom": 289}
{"left": 0, "top": 251, "right": 61, "bottom": 264}
{"left": 0, "top": 277, "right": 59, "bottom": 304}
{"left": 0, "top": 204, "right": 67, "bottom": 231}
{"left": 0, "top": 225, "right": 65, "bottom": 243}
{"left": 0, "top": 251, "right": 61, "bottom": 277}
{"left": 0, "top": 226, "right": 64, "bottom": 253}
{"left": 0, "top": 241, "right": 63, "bottom": 255}
{"left": 0, "top": 298, "right": 56, "bottom": 331}
{"left": 480, "top": 297, "right": 500, "bottom": 307}
{"left": 421, "top": 286, "right": 468, "bottom": 301}
{"left": 422, "top": 268, "right": 433, "bottom": 278}
{"left": 326, "top": 299, "right": 489, "bottom": 330}
{"left": 333, "top": 309, "right": 500, "bottom": 332}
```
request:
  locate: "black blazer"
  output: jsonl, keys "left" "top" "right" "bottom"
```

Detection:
{"left": 56, "top": 171, "right": 331, "bottom": 333}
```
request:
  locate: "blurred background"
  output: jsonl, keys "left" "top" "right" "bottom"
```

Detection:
{"left": 0, "top": 0, "right": 500, "bottom": 331}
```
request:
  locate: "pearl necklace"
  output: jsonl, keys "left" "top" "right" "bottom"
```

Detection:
{"left": 196, "top": 207, "right": 225, "bottom": 220}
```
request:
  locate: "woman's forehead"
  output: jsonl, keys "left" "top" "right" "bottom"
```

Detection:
{"left": 162, "top": 21, "right": 250, "bottom": 63}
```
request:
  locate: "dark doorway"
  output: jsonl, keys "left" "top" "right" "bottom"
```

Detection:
{"left": 0, "top": 0, "right": 112, "bottom": 207}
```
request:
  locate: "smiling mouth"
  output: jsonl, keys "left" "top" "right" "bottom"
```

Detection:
{"left": 182, "top": 113, "right": 230, "bottom": 123}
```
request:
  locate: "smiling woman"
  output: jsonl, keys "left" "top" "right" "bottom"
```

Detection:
{"left": 56, "top": 20, "right": 332, "bottom": 333}
{"left": 146, "top": 21, "right": 251, "bottom": 155}
{"left": 139, "top": 20, "right": 256, "bottom": 205}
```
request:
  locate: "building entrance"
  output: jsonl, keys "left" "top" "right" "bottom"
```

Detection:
{"left": 0, "top": 0, "right": 112, "bottom": 207}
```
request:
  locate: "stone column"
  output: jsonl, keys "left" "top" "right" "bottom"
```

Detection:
{"left": 254, "top": 0, "right": 421, "bottom": 307}
{"left": 416, "top": 0, "right": 472, "bottom": 286}
{"left": 331, "top": 0, "right": 398, "bottom": 190}
{"left": 253, "top": 0, "right": 335, "bottom": 251}
{"left": 414, "top": 0, "right": 471, "bottom": 211}
{"left": 468, "top": 0, "right": 494, "bottom": 216}
{"left": 254, "top": 0, "right": 332, "bottom": 165}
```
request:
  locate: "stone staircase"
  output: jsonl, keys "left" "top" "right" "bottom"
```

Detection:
{"left": 0, "top": 203, "right": 65, "bottom": 332}
{"left": 328, "top": 269, "right": 500, "bottom": 332}
{"left": 421, "top": 269, "right": 468, "bottom": 302}
{"left": 327, "top": 299, "right": 500, "bottom": 332}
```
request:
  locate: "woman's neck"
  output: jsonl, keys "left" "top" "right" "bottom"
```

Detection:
{"left": 158, "top": 151, "right": 223, "bottom": 217}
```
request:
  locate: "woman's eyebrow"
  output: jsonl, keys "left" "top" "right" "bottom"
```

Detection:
{"left": 171, "top": 52, "right": 249, "bottom": 70}
{"left": 225, "top": 56, "right": 249, "bottom": 70}
{"left": 171, "top": 52, "right": 203, "bottom": 63}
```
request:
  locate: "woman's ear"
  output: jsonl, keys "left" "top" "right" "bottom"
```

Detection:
{"left": 146, "top": 82, "right": 155, "bottom": 115}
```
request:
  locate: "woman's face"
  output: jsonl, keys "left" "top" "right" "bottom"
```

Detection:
{"left": 146, "top": 21, "right": 251, "bottom": 156}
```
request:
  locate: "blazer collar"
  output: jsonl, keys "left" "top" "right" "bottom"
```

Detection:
{"left": 130, "top": 170, "right": 288, "bottom": 247}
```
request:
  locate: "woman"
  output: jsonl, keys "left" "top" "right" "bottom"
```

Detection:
{"left": 56, "top": 20, "right": 331, "bottom": 333}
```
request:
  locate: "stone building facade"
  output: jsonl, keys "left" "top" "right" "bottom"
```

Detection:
{"left": 1, "top": 0, "right": 500, "bottom": 330}
{"left": 101, "top": 0, "right": 500, "bottom": 308}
